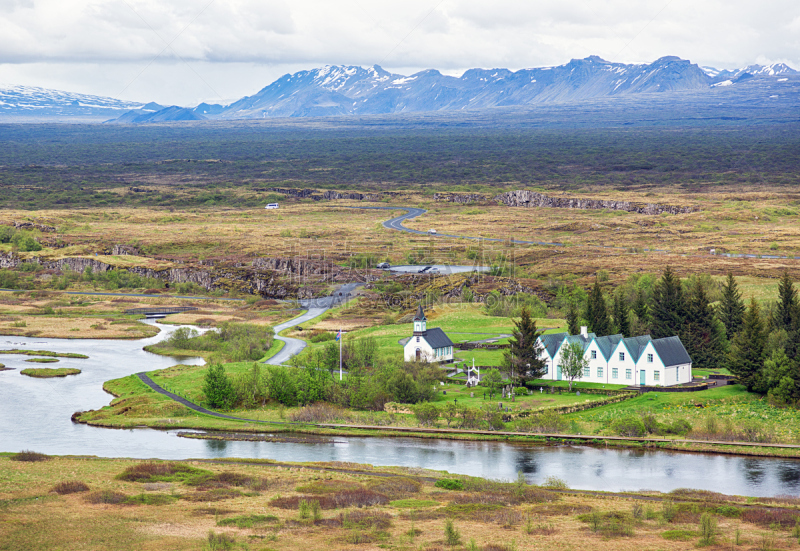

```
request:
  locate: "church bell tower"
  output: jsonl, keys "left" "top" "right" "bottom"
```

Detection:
{"left": 413, "top": 304, "right": 427, "bottom": 336}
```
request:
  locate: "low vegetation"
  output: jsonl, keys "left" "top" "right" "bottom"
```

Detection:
{"left": 20, "top": 367, "right": 81, "bottom": 378}
{"left": 3, "top": 453, "right": 798, "bottom": 551}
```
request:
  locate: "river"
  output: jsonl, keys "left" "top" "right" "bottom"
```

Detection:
{"left": 1, "top": 324, "right": 798, "bottom": 497}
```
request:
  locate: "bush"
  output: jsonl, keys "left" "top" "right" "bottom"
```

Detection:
{"left": 116, "top": 462, "right": 212, "bottom": 483}
{"left": 444, "top": 519, "right": 461, "bottom": 546}
{"left": 0, "top": 226, "right": 15, "bottom": 243}
{"left": 698, "top": 512, "right": 717, "bottom": 546}
{"left": 51, "top": 481, "right": 90, "bottom": 494}
{"left": 541, "top": 476, "right": 568, "bottom": 490}
{"left": 10, "top": 450, "right": 49, "bottom": 462}
{"left": 205, "top": 531, "right": 236, "bottom": 550}
{"left": 12, "top": 232, "right": 42, "bottom": 252}
{"left": 84, "top": 490, "right": 128, "bottom": 504}
{"left": 414, "top": 403, "right": 439, "bottom": 426}
{"left": 610, "top": 415, "right": 647, "bottom": 437}
{"left": 435, "top": 479, "right": 464, "bottom": 491}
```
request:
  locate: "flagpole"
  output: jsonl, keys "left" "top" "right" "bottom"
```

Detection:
{"left": 339, "top": 328, "right": 343, "bottom": 381}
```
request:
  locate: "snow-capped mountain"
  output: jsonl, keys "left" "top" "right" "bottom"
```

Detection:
{"left": 217, "top": 56, "right": 714, "bottom": 119}
{"left": 702, "top": 63, "right": 798, "bottom": 81}
{"left": 0, "top": 84, "right": 145, "bottom": 120}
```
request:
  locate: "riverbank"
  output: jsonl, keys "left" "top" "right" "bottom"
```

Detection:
{"left": 1, "top": 452, "right": 798, "bottom": 551}
{"left": 76, "top": 373, "right": 800, "bottom": 459}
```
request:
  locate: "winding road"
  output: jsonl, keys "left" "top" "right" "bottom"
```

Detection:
{"left": 263, "top": 282, "right": 362, "bottom": 365}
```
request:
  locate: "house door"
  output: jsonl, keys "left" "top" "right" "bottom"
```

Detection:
{"left": 415, "top": 349, "right": 421, "bottom": 361}
{"left": 640, "top": 370, "right": 646, "bottom": 386}
{"left": 556, "top": 365, "right": 562, "bottom": 381}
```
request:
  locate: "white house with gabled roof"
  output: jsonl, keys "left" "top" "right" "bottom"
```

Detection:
{"left": 403, "top": 305, "right": 455, "bottom": 363}
{"left": 536, "top": 326, "right": 692, "bottom": 387}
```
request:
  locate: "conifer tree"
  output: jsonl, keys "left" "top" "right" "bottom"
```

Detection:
{"left": 613, "top": 291, "right": 631, "bottom": 337}
{"left": 585, "top": 279, "right": 612, "bottom": 336}
{"left": 682, "top": 281, "right": 724, "bottom": 371}
{"left": 632, "top": 288, "right": 651, "bottom": 334}
{"left": 651, "top": 266, "right": 685, "bottom": 339}
{"left": 716, "top": 272, "right": 745, "bottom": 341}
{"left": 728, "top": 298, "right": 767, "bottom": 391}
{"left": 773, "top": 271, "right": 799, "bottom": 331}
{"left": 504, "top": 306, "right": 546, "bottom": 383}
{"left": 565, "top": 301, "right": 580, "bottom": 336}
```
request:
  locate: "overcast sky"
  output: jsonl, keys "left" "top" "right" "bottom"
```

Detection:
{"left": 1, "top": 0, "right": 798, "bottom": 105}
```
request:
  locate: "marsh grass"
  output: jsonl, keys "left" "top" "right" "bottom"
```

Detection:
{"left": 116, "top": 461, "right": 212, "bottom": 483}
{"left": 84, "top": 490, "right": 128, "bottom": 505}
{"left": 10, "top": 450, "right": 49, "bottom": 462}
{"left": 217, "top": 514, "right": 279, "bottom": 528}
{"left": 51, "top": 481, "right": 90, "bottom": 494}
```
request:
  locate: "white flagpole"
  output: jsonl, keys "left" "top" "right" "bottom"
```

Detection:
{"left": 339, "top": 328, "right": 343, "bottom": 381}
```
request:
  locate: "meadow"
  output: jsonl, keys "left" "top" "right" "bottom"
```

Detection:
{"left": 2, "top": 452, "right": 800, "bottom": 551}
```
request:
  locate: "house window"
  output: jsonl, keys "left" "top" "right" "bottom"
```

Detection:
{"left": 591, "top": 350, "right": 597, "bottom": 359}
{"left": 654, "top": 371, "right": 660, "bottom": 382}
{"left": 647, "top": 353, "right": 653, "bottom": 363}
{"left": 625, "top": 369, "right": 632, "bottom": 379}
{"left": 619, "top": 352, "right": 625, "bottom": 361}
{"left": 583, "top": 367, "right": 590, "bottom": 377}
{"left": 612, "top": 368, "right": 618, "bottom": 379}
{"left": 597, "top": 367, "right": 603, "bottom": 378}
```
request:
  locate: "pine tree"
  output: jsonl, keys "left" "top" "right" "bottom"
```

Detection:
{"left": 203, "top": 364, "right": 235, "bottom": 410}
{"left": 773, "top": 271, "right": 799, "bottom": 331}
{"left": 586, "top": 280, "right": 612, "bottom": 337}
{"left": 613, "top": 291, "right": 631, "bottom": 337}
{"left": 716, "top": 272, "right": 745, "bottom": 341}
{"left": 504, "top": 306, "right": 546, "bottom": 383}
{"left": 682, "top": 281, "right": 724, "bottom": 371}
{"left": 565, "top": 301, "right": 580, "bottom": 336}
{"left": 728, "top": 298, "right": 767, "bottom": 391}
{"left": 651, "top": 266, "right": 685, "bottom": 339}
{"left": 633, "top": 288, "right": 651, "bottom": 334}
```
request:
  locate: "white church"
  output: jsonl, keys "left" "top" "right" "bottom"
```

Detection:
{"left": 403, "top": 305, "right": 455, "bottom": 363}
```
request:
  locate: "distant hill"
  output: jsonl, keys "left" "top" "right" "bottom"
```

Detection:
{"left": 2, "top": 56, "right": 797, "bottom": 122}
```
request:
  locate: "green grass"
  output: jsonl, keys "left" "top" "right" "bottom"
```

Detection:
{"left": 389, "top": 499, "right": 439, "bottom": 508}
{"left": 20, "top": 367, "right": 81, "bottom": 378}
{"left": 217, "top": 514, "right": 280, "bottom": 528}
{"left": 24, "top": 357, "right": 60, "bottom": 363}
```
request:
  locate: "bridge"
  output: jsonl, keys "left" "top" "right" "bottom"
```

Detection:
{"left": 124, "top": 306, "right": 198, "bottom": 318}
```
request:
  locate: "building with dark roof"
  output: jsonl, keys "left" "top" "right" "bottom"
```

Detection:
{"left": 403, "top": 305, "right": 455, "bottom": 363}
{"left": 535, "top": 326, "right": 692, "bottom": 387}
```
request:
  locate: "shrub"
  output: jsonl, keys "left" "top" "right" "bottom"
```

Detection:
{"left": 661, "top": 529, "right": 698, "bottom": 541}
{"left": 205, "top": 531, "right": 236, "bottom": 550}
{"left": 610, "top": 415, "right": 647, "bottom": 437}
{"left": 435, "top": 479, "right": 464, "bottom": 491}
{"left": 51, "top": 481, "right": 90, "bottom": 494}
{"left": 10, "top": 450, "right": 49, "bottom": 462}
{"left": 116, "top": 462, "right": 212, "bottom": 483}
{"left": 414, "top": 402, "right": 439, "bottom": 426}
{"left": 124, "top": 493, "right": 177, "bottom": 506}
{"left": 699, "top": 513, "right": 717, "bottom": 546}
{"left": 444, "top": 519, "right": 461, "bottom": 546}
{"left": 290, "top": 403, "right": 350, "bottom": 423}
{"left": 203, "top": 364, "right": 235, "bottom": 410}
{"left": 541, "top": 476, "right": 568, "bottom": 490}
{"left": 84, "top": 490, "right": 128, "bottom": 504}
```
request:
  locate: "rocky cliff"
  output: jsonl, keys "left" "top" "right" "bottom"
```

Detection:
{"left": 493, "top": 190, "right": 696, "bottom": 215}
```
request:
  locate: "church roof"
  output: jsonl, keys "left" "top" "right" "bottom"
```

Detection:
{"left": 413, "top": 304, "right": 426, "bottom": 321}
{"left": 423, "top": 327, "right": 453, "bottom": 349}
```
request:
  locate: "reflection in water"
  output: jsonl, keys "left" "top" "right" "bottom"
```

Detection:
{"left": 777, "top": 464, "right": 800, "bottom": 488}
{"left": 744, "top": 458, "right": 766, "bottom": 485}
{"left": 206, "top": 439, "right": 228, "bottom": 453}
{"left": 514, "top": 452, "right": 539, "bottom": 475}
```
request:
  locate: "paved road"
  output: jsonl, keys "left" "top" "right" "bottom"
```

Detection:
{"left": 349, "top": 206, "right": 564, "bottom": 246}
{"left": 262, "top": 282, "right": 362, "bottom": 365}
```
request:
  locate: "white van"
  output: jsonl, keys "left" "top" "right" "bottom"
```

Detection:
{"left": 265, "top": 203, "right": 279, "bottom": 209}
{"left": 428, "top": 229, "right": 437, "bottom": 234}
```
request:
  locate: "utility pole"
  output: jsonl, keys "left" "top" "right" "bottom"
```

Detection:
{"left": 339, "top": 328, "right": 343, "bottom": 381}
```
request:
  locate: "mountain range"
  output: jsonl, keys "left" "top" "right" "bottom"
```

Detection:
{"left": 1, "top": 56, "right": 797, "bottom": 123}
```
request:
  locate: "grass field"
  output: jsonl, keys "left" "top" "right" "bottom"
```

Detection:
{"left": 1, "top": 453, "right": 799, "bottom": 551}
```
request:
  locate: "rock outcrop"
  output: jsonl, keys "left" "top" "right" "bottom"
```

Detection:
{"left": 433, "top": 193, "right": 492, "bottom": 204}
{"left": 492, "top": 190, "right": 697, "bottom": 215}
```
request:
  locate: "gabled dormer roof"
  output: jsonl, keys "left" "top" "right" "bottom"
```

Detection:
{"left": 413, "top": 304, "right": 426, "bottom": 321}
{"left": 652, "top": 336, "right": 692, "bottom": 367}
{"left": 592, "top": 334, "right": 624, "bottom": 360}
{"left": 620, "top": 335, "right": 653, "bottom": 363}
{"left": 540, "top": 332, "right": 568, "bottom": 358}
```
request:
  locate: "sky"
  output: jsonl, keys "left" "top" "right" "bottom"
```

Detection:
{"left": 1, "top": 0, "right": 798, "bottom": 106}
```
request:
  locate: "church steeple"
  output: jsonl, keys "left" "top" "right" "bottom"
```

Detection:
{"left": 413, "top": 304, "right": 427, "bottom": 335}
